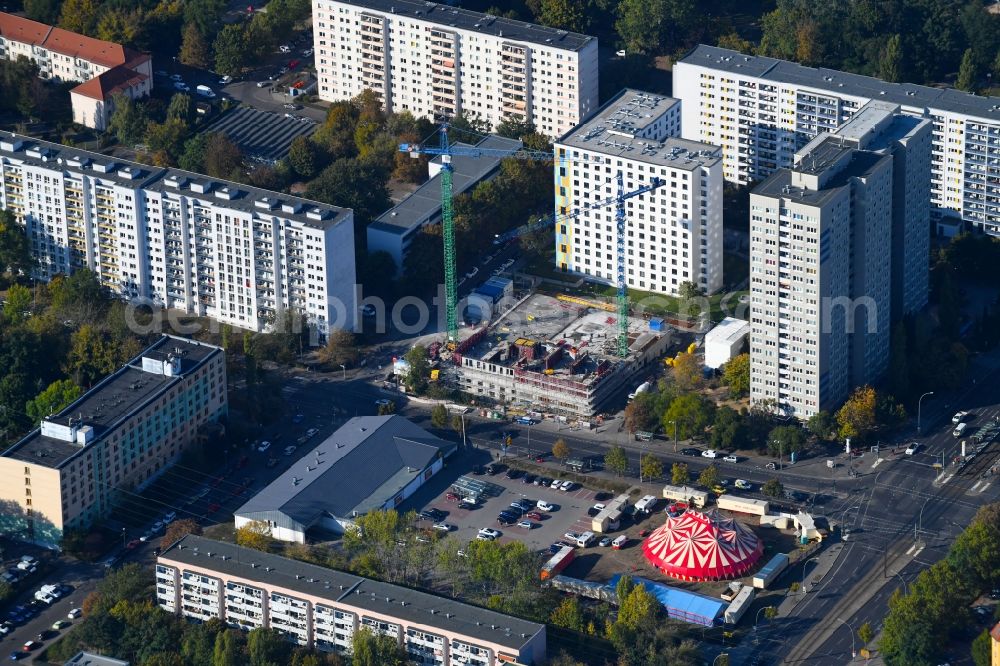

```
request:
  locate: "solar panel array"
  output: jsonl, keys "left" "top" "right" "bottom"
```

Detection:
{"left": 203, "top": 106, "right": 318, "bottom": 165}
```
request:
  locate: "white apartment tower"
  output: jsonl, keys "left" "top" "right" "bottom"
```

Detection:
{"left": 0, "top": 131, "right": 356, "bottom": 335}
{"left": 749, "top": 135, "right": 894, "bottom": 418}
{"left": 674, "top": 44, "right": 1000, "bottom": 235}
{"left": 553, "top": 89, "right": 723, "bottom": 296}
{"left": 312, "top": 0, "right": 599, "bottom": 137}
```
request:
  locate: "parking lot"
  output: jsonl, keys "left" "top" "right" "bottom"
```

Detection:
{"left": 413, "top": 465, "right": 617, "bottom": 553}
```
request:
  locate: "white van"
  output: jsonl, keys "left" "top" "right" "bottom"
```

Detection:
{"left": 576, "top": 531, "right": 596, "bottom": 548}
{"left": 195, "top": 84, "right": 216, "bottom": 98}
{"left": 953, "top": 422, "right": 968, "bottom": 438}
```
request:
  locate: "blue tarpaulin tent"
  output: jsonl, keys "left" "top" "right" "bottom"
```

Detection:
{"left": 609, "top": 574, "right": 726, "bottom": 627}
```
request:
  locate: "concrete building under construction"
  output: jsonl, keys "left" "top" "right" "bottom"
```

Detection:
{"left": 454, "top": 294, "right": 671, "bottom": 417}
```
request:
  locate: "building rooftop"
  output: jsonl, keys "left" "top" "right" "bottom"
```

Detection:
{"left": 0, "top": 131, "right": 352, "bottom": 230}
{"left": 235, "top": 416, "right": 456, "bottom": 528}
{"left": 70, "top": 65, "right": 148, "bottom": 101}
{"left": 557, "top": 89, "right": 718, "bottom": 169}
{"left": 0, "top": 11, "right": 134, "bottom": 69}
{"left": 1, "top": 335, "right": 222, "bottom": 469}
{"left": 369, "top": 135, "right": 521, "bottom": 235}
{"left": 65, "top": 652, "right": 130, "bottom": 666}
{"left": 331, "top": 0, "right": 594, "bottom": 51}
{"left": 203, "top": 106, "right": 318, "bottom": 165}
{"left": 679, "top": 44, "right": 1000, "bottom": 122}
{"left": 161, "top": 535, "right": 544, "bottom": 650}
{"left": 705, "top": 317, "right": 750, "bottom": 345}
{"left": 753, "top": 143, "right": 890, "bottom": 207}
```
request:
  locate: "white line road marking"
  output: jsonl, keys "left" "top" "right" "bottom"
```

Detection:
{"left": 913, "top": 546, "right": 925, "bottom": 558}
{"left": 977, "top": 482, "right": 992, "bottom": 494}
{"left": 906, "top": 544, "right": 916, "bottom": 556}
{"left": 935, "top": 472, "right": 954, "bottom": 485}
{"left": 871, "top": 458, "right": 884, "bottom": 468}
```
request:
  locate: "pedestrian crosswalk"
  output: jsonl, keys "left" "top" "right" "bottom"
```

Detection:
{"left": 970, "top": 480, "right": 992, "bottom": 494}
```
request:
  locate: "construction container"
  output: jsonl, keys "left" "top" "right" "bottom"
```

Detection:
{"left": 649, "top": 318, "right": 665, "bottom": 332}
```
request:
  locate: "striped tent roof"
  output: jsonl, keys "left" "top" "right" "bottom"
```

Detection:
{"left": 642, "top": 509, "right": 763, "bottom": 582}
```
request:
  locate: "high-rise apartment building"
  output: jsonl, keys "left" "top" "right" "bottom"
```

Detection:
{"left": 157, "top": 535, "right": 547, "bottom": 665}
{"left": 0, "top": 336, "right": 226, "bottom": 547}
{"left": 553, "top": 89, "right": 724, "bottom": 296}
{"left": 0, "top": 11, "right": 152, "bottom": 130}
{"left": 0, "top": 131, "right": 356, "bottom": 334}
{"left": 312, "top": 0, "right": 599, "bottom": 137}
{"left": 674, "top": 44, "right": 1000, "bottom": 235}
{"left": 749, "top": 136, "right": 891, "bottom": 417}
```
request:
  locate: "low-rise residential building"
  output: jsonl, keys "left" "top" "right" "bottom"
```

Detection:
{"left": 0, "top": 131, "right": 357, "bottom": 335}
{"left": 234, "top": 416, "right": 456, "bottom": 543}
{"left": 367, "top": 135, "right": 521, "bottom": 275}
{"left": 0, "top": 335, "right": 226, "bottom": 547}
{"left": 157, "top": 534, "right": 546, "bottom": 665}
{"left": 0, "top": 11, "right": 152, "bottom": 130}
{"left": 65, "top": 653, "right": 130, "bottom": 666}
{"left": 553, "top": 89, "right": 723, "bottom": 296}
{"left": 312, "top": 0, "right": 598, "bottom": 137}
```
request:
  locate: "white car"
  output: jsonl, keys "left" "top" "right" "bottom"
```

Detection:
{"left": 536, "top": 500, "right": 555, "bottom": 512}
{"left": 563, "top": 531, "right": 580, "bottom": 541}
{"left": 559, "top": 480, "right": 574, "bottom": 491}
{"left": 432, "top": 522, "right": 453, "bottom": 532}
{"left": 477, "top": 527, "right": 500, "bottom": 539}
{"left": 516, "top": 520, "right": 534, "bottom": 529}
{"left": 550, "top": 478, "right": 562, "bottom": 489}
{"left": 67, "top": 608, "right": 83, "bottom": 619}
{"left": 163, "top": 511, "right": 177, "bottom": 523}
{"left": 734, "top": 479, "right": 753, "bottom": 490}
{"left": 283, "top": 445, "right": 297, "bottom": 456}
{"left": 258, "top": 440, "right": 272, "bottom": 452}
{"left": 464, "top": 266, "right": 479, "bottom": 279}
{"left": 173, "top": 81, "right": 189, "bottom": 91}
{"left": 905, "top": 443, "right": 921, "bottom": 455}
{"left": 279, "top": 44, "right": 292, "bottom": 53}
{"left": 218, "top": 75, "right": 232, "bottom": 84}
{"left": 0, "top": 623, "right": 10, "bottom": 636}
{"left": 592, "top": 503, "right": 606, "bottom": 513}
{"left": 616, "top": 49, "right": 626, "bottom": 56}
{"left": 256, "top": 80, "right": 271, "bottom": 88}
{"left": 952, "top": 411, "right": 969, "bottom": 424}
{"left": 305, "top": 428, "right": 318, "bottom": 438}
{"left": 701, "top": 449, "right": 719, "bottom": 459}
{"left": 723, "top": 454, "right": 738, "bottom": 463}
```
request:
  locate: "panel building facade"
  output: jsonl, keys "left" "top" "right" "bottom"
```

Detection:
{"left": 312, "top": 0, "right": 598, "bottom": 137}
{"left": 0, "top": 131, "right": 356, "bottom": 334}
{"left": 553, "top": 89, "right": 723, "bottom": 296}
{"left": 157, "top": 535, "right": 546, "bottom": 665}
{"left": 674, "top": 44, "right": 1000, "bottom": 235}
{"left": 0, "top": 336, "right": 226, "bottom": 547}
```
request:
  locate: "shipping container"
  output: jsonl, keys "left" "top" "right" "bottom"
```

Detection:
{"left": 540, "top": 546, "right": 575, "bottom": 581}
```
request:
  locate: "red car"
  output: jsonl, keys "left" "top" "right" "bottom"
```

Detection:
{"left": 207, "top": 503, "right": 221, "bottom": 513}
{"left": 639, "top": 529, "right": 652, "bottom": 538}
{"left": 445, "top": 492, "right": 460, "bottom": 502}
{"left": 526, "top": 511, "right": 543, "bottom": 521}
{"left": 126, "top": 539, "right": 142, "bottom": 550}
{"left": 534, "top": 455, "right": 546, "bottom": 463}
{"left": 288, "top": 59, "right": 300, "bottom": 69}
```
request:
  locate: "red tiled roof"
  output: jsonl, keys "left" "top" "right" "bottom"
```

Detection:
{"left": 0, "top": 11, "right": 131, "bottom": 68}
{"left": 0, "top": 12, "right": 52, "bottom": 46}
{"left": 70, "top": 66, "right": 148, "bottom": 101}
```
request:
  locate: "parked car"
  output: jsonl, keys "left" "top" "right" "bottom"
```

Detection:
{"left": 599, "top": 536, "right": 613, "bottom": 547}
{"left": 701, "top": 449, "right": 719, "bottom": 459}
{"left": 536, "top": 500, "right": 555, "bottom": 512}
{"left": 305, "top": 428, "right": 318, "bottom": 438}
{"left": 283, "top": 102, "right": 302, "bottom": 110}
{"left": 10, "top": 652, "right": 26, "bottom": 661}
{"left": 905, "top": 442, "right": 921, "bottom": 455}
{"left": 458, "top": 498, "right": 478, "bottom": 509}
{"left": 478, "top": 528, "right": 500, "bottom": 539}
{"left": 21, "top": 642, "right": 39, "bottom": 652}
{"left": 258, "top": 441, "right": 272, "bottom": 452}
{"left": 723, "top": 454, "right": 739, "bottom": 463}
{"left": 680, "top": 448, "right": 701, "bottom": 457}
{"left": 0, "top": 623, "right": 10, "bottom": 637}
{"left": 516, "top": 520, "right": 534, "bottom": 529}
{"left": 952, "top": 411, "right": 969, "bottom": 424}
{"left": 256, "top": 80, "right": 271, "bottom": 88}
{"left": 505, "top": 468, "right": 523, "bottom": 480}
{"left": 283, "top": 445, "right": 297, "bottom": 456}
{"left": 550, "top": 478, "right": 562, "bottom": 489}
{"left": 420, "top": 509, "right": 445, "bottom": 521}
{"left": 279, "top": 44, "right": 292, "bottom": 53}
{"left": 218, "top": 75, "right": 232, "bottom": 84}
{"left": 734, "top": 479, "right": 753, "bottom": 490}
{"left": 432, "top": 522, "right": 453, "bottom": 532}
{"left": 51, "top": 620, "right": 70, "bottom": 630}
{"left": 526, "top": 511, "right": 543, "bottom": 520}
{"left": 522, "top": 473, "right": 537, "bottom": 484}
{"left": 173, "top": 81, "right": 189, "bottom": 91}
{"left": 563, "top": 531, "right": 580, "bottom": 541}
{"left": 464, "top": 266, "right": 479, "bottom": 279}
{"left": 765, "top": 462, "right": 777, "bottom": 470}
{"left": 559, "top": 480, "right": 575, "bottom": 492}
{"left": 67, "top": 608, "right": 83, "bottom": 620}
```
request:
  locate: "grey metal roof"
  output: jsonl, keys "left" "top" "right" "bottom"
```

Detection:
{"left": 65, "top": 653, "right": 130, "bottom": 666}
{"left": 752, "top": 141, "right": 889, "bottom": 207}
{"left": 678, "top": 44, "right": 1000, "bottom": 122}
{"left": 235, "top": 416, "right": 456, "bottom": 527}
{"left": 2, "top": 335, "right": 222, "bottom": 469}
{"left": 204, "top": 106, "right": 317, "bottom": 164}
{"left": 556, "top": 88, "right": 718, "bottom": 169}
{"left": 333, "top": 0, "right": 594, "bottom": 51}
{"left": 0, "top": 130, "right": 351, "bottom": 231}
{"left": 160, "top": 535, "right": 544, "bottom": 650}
{"left": 369, "top": 135, "right": 521, "bottom": 235}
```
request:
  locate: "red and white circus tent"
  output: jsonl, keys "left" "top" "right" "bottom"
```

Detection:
{"left": 642, "top": 509, "right": 764, "bottom": 582}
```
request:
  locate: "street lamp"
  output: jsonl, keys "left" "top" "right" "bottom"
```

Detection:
{"left": 668, "top": 420, "right": 678, "bottom": 452}
{"left": 754, "top": 606, "right": 775, "bottom": 632}
{"left": 836, "top": 617, "right": 856, "bottom": 658}
{"left": 802, "top": 556, "right": 819, "bottom": 593}
{"left": 917, "top": 391, "right": 934, "bottom": 435}
{"left": 339, "top": 364, "right": 346, "bottom": 380}
{"left": 121, "top": 527, "right": 127, "bottom": 549}
{"left": 916, "top": 496, "right": 932, "bottom": 544}
{"left": 894, "top": 571, "right": 909, "bottom": 595}
{"left": 460, "top": 412, "right": 467, "bottom": 449}
{"left": 772, "top": 439, "right": 783, "bottom": 470}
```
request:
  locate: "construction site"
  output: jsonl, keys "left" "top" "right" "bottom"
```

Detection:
{"left": 451, "top": 293, "right": 672, "bottom": 418}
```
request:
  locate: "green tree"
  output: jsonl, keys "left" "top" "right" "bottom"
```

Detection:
{"left": 616, "top": 583, "right": 659, "bottom": 631}
{"left": 306, "top": 157, "right": 391, "bottom": 227}
{"left": 671, "top": 351, "right": 703, "bottom": 391}
{"left": 58, "top": 0, "right": 101, "bottom": 35}
{"left": 431, "top": 404, "right": 449, "bottom": 428}
{"left": 377, "top": 401, "right": 396, "bottom": 416}
{"left": 0, "top": 209, "right": 32, "bottom": 278}
{"left": 288, "top": 136, "right": 321, "bottom": 179}
{"left": 671, "top": 462, "right": 689, "bottom": 486}
{"left": 145, "top": 118, "right": 189, "bottom": 163}
{"left": 722, "top": 353, "right": 750, "bottom": 398}
{"left": 25, "top": 379, "right": 81, "bottom": 424}
{"left": 107, "top": 93, "right": 149, "bottom": 147}
{"left": 973, "top": 629, "right": 991, "bottom": 666}
{"left": 807, "top": 410, "right": 836, "bottom": 440}
{"left": 537, "top": 0, "right": 587, "bottom": 32}
{"left": 605, "top": 444, "right": 629, "bottom": 477}
{"left": 317, "top": 328, "right": 359, "bottom": 368}
{"left": 23, "top": 0, "right": 61, "bottom": 23}
{"left": 179, "top": 133, "right": 209, "bottom": 172}
{"left": 957, "top": 48, "right": 978, "bottom": 92}
{"left": 858, "top": 621, "right": 874, "bottom": 646}
{"left": 203, "top": 133, "right": 244, "bottom": 180}
{"left": 711, "top": 406, "right": 747, "bottom": 450}
{"left": 640, "top": 453, "right": 663, "bottom": 482}
{"left": 404, "top": 345, "right": 430, "bottom": 395}
{"left": 879, "top": 34, "right": 903, "bottom": 83}
{"left": 184, "top": 0, "right": 226, "bottom": 38}
{"left": 212, "top": 629, "right": 245, "bottom": 666}
{"left": 717, "top": 32, "right": 753, "bottom": 53}
{"left": 246, "top": 627, "right": 290, "bottom": 666}
{"left": 836, "top": 385, "right": 878, "bottom": 441}
{"left": 235, "top": 520, "right": 272, "bottom": 551}
{"left": 698, "top": 464, "right": 720, "bottom": 489}
{"left": 213, "top": 24, "right": 248, "bottom": 77}
{"left": 615, "top": 0, "right": 693, "bottom": 54}
{"left": 351, "top": 627, "right": 407, "bottom": 666}
{"left": 761, "top": 478, "right": 783, "bottom": 498}
{"left": 624, "top": 392, "right": 657, "bottom": 434}
{"left": 166, "top": 93, "right": 194, "bottom": 124}
{"left": 179, "top": 21, "right": 211, "bottom": 68}
{"left": 662, "top": 394, "right": 715, "bottom": 441}
{"left": 767, "top": 424, "right": 805, "bottom": 457}
{"left": 3, "top": 283, "right": 32, "bottom": 323}
{"left": 96, "top": 8, "right": 145, "bottom": 44}
{"left": 549, "top": 596, "right": 585, "bottom": 631}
